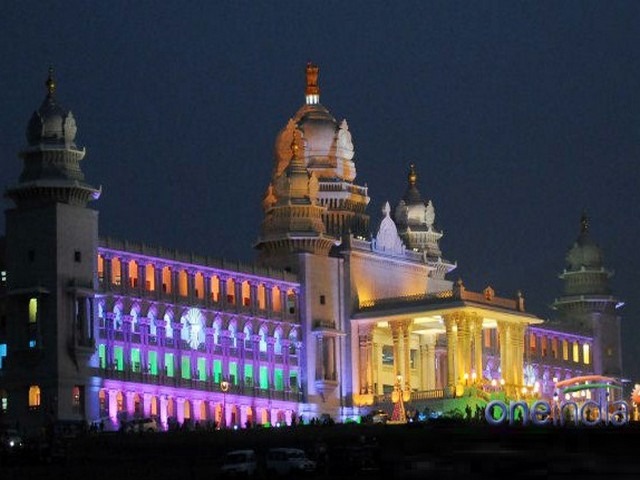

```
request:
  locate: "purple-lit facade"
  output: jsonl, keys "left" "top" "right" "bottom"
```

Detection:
{"left": 93, "top": 239, "right": 303, "bottom": 430}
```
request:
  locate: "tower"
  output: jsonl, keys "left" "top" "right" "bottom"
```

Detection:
{"left": 552, "top": 212, "right": 623, "bottom": 378}
{"left": 1, "top": 69, "right": 101, "bottom": 433}
{"left": 256, "top": 64, "right": 366, "bottom": 417}
{"left": 393, "top": 163, "right": 455, "bottom": 288}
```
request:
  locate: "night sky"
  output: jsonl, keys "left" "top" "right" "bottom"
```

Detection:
{"left": 1, "top": 2, "right": 639, "bottom": 380}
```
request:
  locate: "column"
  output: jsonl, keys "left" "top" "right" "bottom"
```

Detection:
{"left": 125, "top": 391, "right": 135, "bottom": 418}
{"left": 282, "top": 339, "right": 291, "bottom": 393}
{"left": 326, "top": 336, "right": 336, "bottom": 381}
{"left": 444, "top": 315, "right": 456, "bottom": 389}
{"left": 237, "top": 332, "right": 246, "bottom": 386}
{"left": 143, "top": 393, "right": 152, "bottom": 417}
{"left": 402, "top": 321, "right": 412, "bottom": 390}
{"left": 456, "top": 314, "right": 471, "bottom": 384}
{"left": 108, "top": 389, "right": 118, "bottom": 421}
{"left": 187, "top": 270, "right": 196, "bottom": 301}
{"left": 252, "top": 334, "right": 261, "bottom": 389}
{"left": 204, "top": 275, "right": 212, "bottom": 307}
{"left": 424, "top": 334, "right": 436, "bottom": 390}
{"left": 104, "top": 256, "right": 113, "bottom": 290}
{"left": 234, "top": 279, "right": 242, "bottom": 310}
{"left": 280, "top": 288, "right": 288, "bottom": 318}
{"left": 160, "top": 395, "right": 168, "bottom": 429}
{"left": 176, "top": 397, "right": 185, "bottom": 425}
{"left": 139, "top": 262, "right": 147, "bottom": 293}
{"left": 155, "top": 264, "right": 164, "bottom": 299}
{"left": 473, "top": 316, "right": 483, "bottom": 379}
{"left": 121, "top": 258, "right": 130, "bottom": 294}
{"left": 265, "top": 285, "right": 273, "bottom": 317}
{"left": 220, "top": 277, "right": 228, "bottom": 309}
{"left": 316, "top": 335, "right": 324, "bottom": 380}
{"left": 498, "top": 321, "right": 508, "bottom": 384}
{"left": 390, "top": 322, "right": 401, "bottom": 379}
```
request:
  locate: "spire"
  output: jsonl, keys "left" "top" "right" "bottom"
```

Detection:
{"left": 45, "top": 66, "right": 56, "bottom": 97}
{"left": 305, "top": 62, "right": 320, "bottom": 105}
{"left": 580, "top": 210, "right": 589, "bottom": 234}
{"left": 408, "top": 163, "right": 417, "bottom": 187}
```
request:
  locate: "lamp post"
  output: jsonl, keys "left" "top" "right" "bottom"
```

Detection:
{"left": 220, "top": 380, "right": 229, "bottom": 429}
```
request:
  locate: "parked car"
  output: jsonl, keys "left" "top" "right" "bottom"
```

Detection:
{"left": 266, "top": 447, "right": 316, "bottom": 476}
{"left": 371, "top": 410, "right": 389, "bottom": 424}
{"left": 125, "top": 417, "right": 159, "bottom": 433}
{"left": 220, "top": 449, "right": 257, "bottom": 477}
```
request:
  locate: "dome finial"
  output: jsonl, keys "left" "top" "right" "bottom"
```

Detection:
{"left": 45, "top": 66, "right": 56, "bottom": 97}
{"left": 408, "top": 163, "right": 417, "bottom": 187}
{"left": 305, "top": 62, "right": 320, "bottom": 105}
{"left": 580, "top": 209, "right": 589, "bottom": 234}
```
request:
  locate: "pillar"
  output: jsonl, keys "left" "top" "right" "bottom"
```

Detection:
{"left": 444, "top": 315, "right": 457, "bottom": 388}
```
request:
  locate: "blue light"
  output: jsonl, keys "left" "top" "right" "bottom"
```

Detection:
{"left": 29, "top": 340, "right": 36, "bottom": 348}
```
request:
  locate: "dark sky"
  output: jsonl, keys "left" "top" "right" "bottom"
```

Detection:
{"left": 1, "top": 2, "right": 639, "bottom": 380}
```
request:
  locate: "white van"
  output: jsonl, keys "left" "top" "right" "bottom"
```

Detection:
{"left": 220, "top": 449, "right": 257, "bottom": 477}
{"left": 266, "top": 447, "right": 316, "bottom": 476}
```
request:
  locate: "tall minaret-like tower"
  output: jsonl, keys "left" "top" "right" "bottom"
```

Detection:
{"left": 552, "top": 213, "right": 623, "bottom": 378}
{"left": 2, "top": 69, "right": 101, "bottom": 434}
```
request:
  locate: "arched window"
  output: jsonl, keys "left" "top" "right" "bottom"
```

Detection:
{"left": 128, "top": 260, "right": 139, "bottom": 288}
{"left": 226, "top": 278, "right": 235, "bottom": 304}
{"left": 259, "top": 329, "right": 268, "bottom": 353}
{"left": 148, "top": 310, "right": 157, "bottom": 337}
{"left": 178, "top": 270, "right": 188, "bottom": 297}
{"left": 111, "top": 258, "right": 121, "bottom": 286}
{"left": 164, "top": 313, "right": 174, "bottom": 339}
{"left": 113, "top": 306, "right": 123, "bottom": 331}
{"left": 145, "top": 264, "right": 155, "bottom": 291}
{"left": 274, "top": 330, "right": 282, "bottom": 355}
{"left": 97, "top": 255, "right": 105, "bottom": 283}
{"left": 572, "top": 341, "right": 580, "bottom": 363}
{"left": 162, "top": 267, "right": 172, "bottom": 294}
{"left": 29, "top": 385, "right": 41, "bottom": 408}
{"left": 257, "top": 284, "right": 266, "bottom": 310}
{"left": 210, "top": 276, "right": 220, "bottom": 302}
{"left": 242, "top": 281, "right": 251, "bottom": 307}
{"left": 243, "top": 325, "right": 252, "bottom": 350}
{"left": 194, "top": 273, "right": 204, "bottom": 299}
{"left": 272, "top": 286, "right": 281, "bottom": 312}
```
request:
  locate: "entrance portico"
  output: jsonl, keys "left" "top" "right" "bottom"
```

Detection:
{"left": 351, "top": 282, "right": 543, "bottom": 406}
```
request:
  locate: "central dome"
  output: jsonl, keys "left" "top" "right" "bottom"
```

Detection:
{"left": 272, "top": 63, "right": 355, "bottom": 181}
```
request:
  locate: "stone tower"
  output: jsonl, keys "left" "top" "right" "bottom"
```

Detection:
{"left": 552, "top": 212, "right": 623, "bottom": 378}
{"left": 255, "top": 64, "right": 365, "bottom": 418}
{"left": 1, "top": 69, "right": 101, "bottom": 434}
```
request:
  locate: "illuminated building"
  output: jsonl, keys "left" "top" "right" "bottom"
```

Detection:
{"left": 0, "top": 65, "right": 624, "bottom": 435}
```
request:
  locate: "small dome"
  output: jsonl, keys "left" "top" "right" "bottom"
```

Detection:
{"left": 566, "top": 213, "right": 604, "bottom": 270}
{"left": 26, "top": 69, "right": 77, "bottom": 147}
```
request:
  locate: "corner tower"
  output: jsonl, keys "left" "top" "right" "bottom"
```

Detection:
{"left": 2, "top": 69, "right": 101, "bottom": 433}
{"left": 552, "top": 212, "right": 623, "bottom": 378}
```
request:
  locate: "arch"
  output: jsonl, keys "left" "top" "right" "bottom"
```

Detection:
{"left": 229, "top": 322, "right": 238, "bottom": 348}
{"left": 274, "top": 327, "right": 283, "bottom": 355}
{"left": 241, "top": 281, "right": 251, "bottom": 307}
{"left": 162, "top": 266, "right": 172, "bottom": 294}
{"left": 272, "top": 285, "right": 281, "bottom": 312}
{"left": 133, "top": 393, "right": 143, "bottom": 417}
{"left": 212, "top": 316, "right": 223, "bottom": 345}
{"left": 286, "top": 289, "right": 296, "bottom": 314}
{"left": 243, "top": 324, "right": 253, "bottom": 350}
{"left": 98, "top": 389, "right": 108, "bottom": 417}
{"left": 130, "top": 305, "right": 140, "bottom": 332}
{"left": 184, "top": 399, "right": 192, "bottom": 420}
{"left": 210, "top": 275, "right": 220, "bottom": 302}
{"left": 226, "top": 278, "right": 235, "bottom": 304}
{"left": 259, "top": 326, "right": 268, "bottom": 353}
{"left": 150, "top": 396, "right": 159, "bottom": 417}
{"left": 111, "top": 257, "right": 122, "bottom": 286}
{"left": 164, "top": 312, "right": 174, "bottom": 339}
{"left": 116, "top": 392, "right": 124, "bottom": 413}
{"left": 145, "top": 264, "right": 155, "bottom": 291}
{"left": 97, "top": 254, "right": 105, "bottom": 283}
{"left": 194, "top": 272, "right": 204, "bottom": 299}
{"left": 147, "top": 307, "right": 158, "bottom": 337}
{"left": 128, "top": 260, "right": 139, "bottom": 288}
{"left": 257, "top": 284, "right": 266, "bottom": 310}
{"left": 178, "top": 270, "right": 188, "bottom": 297}
{"left": 167, "top": 397, "right": 175, "bottom": 418}
{"left": 113, "top": 304, "right": 123, "bottom": 331}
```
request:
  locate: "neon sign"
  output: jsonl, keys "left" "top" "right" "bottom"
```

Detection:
{"left": 485, "top": 398, "right": 629, "bottom": 426}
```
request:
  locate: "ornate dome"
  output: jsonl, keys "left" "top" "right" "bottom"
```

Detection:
{"left": 566, "top": 213, "right": 604, "bottom": 270}
{"left": 272, "top": 63, "right": 355, "bottom": 180}
{"left": 26, "top": 68, "right": 78, "bottom": 147}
